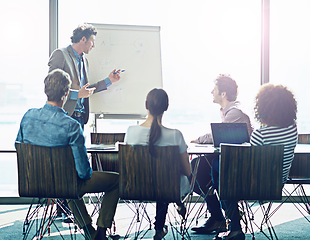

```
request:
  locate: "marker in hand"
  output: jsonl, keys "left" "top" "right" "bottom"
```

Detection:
{"left": 113, "top": 70, "right": 125, "bottom": 74}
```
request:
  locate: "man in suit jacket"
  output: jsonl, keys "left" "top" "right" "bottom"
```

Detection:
{"left": 48, "top": 23, "right": 121, "bottom": 127}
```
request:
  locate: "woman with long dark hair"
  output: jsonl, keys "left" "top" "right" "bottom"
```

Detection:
{"left": 125, "top": 88, "right": 191, "bottom": 240}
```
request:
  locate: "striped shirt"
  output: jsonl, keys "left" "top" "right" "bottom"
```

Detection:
{"left": 250, "top": 124, "right": 298, "bottom": 183}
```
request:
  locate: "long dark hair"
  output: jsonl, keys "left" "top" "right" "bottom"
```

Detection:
{"left": 145, "top": 88, "right": 169, "bottom": 156}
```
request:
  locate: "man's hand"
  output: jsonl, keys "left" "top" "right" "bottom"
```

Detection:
{"left": 108, "top": 69, "right": 121, "bottom": 83}
{"left": 78, "top": 83, "right": 96, "bottom": 98}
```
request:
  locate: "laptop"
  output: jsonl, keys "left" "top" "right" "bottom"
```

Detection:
{"left": 211, "top": 123, "right": 250, "bottom": 149}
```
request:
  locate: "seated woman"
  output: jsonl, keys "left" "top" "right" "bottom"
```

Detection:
{"left": 124, "top": 88, "right": 191, "bottom": 240}
{"left": 220, "top": 83, "right": 298, "bottom": 240}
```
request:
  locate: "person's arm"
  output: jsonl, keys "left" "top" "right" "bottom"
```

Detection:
{"left": 175, "top": 129, "right": 191, "bottom": 176}
{"left": 180, "top": 152, "right": 191, "bottom": 177}
{"left": 250, "top": 129, "right": 264, "bottom": 146}
{"left": 77, "top": 83, "right": 96, "bottom": 98}
{"left": 108, "top": 69, "right": 121, "bottom": 83}
{"left": 48, "top": 49, "right": 95, "bottom": 100}
{"left": 48, "top": 49, "right": 78, "bottom": 100}
{"left": 89, "top": 79, "right": 108, "bottom": 94}
{"left": 69, "top": 122, "right": 92, "bottom": 180}
{"left": 191, "top": 133, "right": 213, "bottom": 144}
{"left": 88, "top": 69, "right": 121, "bottom": 94}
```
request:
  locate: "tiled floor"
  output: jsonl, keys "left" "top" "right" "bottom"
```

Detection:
{"left": 0, "top": 199, "right": 310, "bottom": 240}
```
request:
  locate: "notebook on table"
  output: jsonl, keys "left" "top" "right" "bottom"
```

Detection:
{"left": 211, "top": 123, "right": 250, "bottom": 150}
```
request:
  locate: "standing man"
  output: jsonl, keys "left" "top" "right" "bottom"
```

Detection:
{"left": 16, "top": 69, "right": 119, "bottom": 240}
{"left": 48, "top": 23, "right": 121, "bottom": 128}
{"left": 191, "top": 74, "right": 253, "bottom": 238}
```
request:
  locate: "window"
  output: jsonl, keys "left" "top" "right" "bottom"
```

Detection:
{"left": 0, "top": 0, "right": 49, "bottom": 196}
{"left": 270, "top": 0, "right": 310, "bottom": 133}
{"left": 0, "top": 0, "right": 261, "bottom": 196}
{"left": 59, "top": 0, "right": 261, "bottom": 141}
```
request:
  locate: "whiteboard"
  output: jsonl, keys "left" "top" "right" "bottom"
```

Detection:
{"left": 87, "top": 23, "right": 163, "bottom": 118}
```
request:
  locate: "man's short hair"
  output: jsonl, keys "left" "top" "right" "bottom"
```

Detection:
{"left": 215, "top": 74, "right": 238, "bottom": 101}
{"left": 71, "top": 23, "right": 97, "bottom": 43}
{"left": 44, "top": 69, "right": 72, "bottom": 102}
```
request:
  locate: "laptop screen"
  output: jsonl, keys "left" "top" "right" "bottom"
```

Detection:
{"left": 211, "top": 123, "right": 250, "bottom": 147}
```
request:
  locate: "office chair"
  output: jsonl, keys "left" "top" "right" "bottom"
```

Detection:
{"left": 118, "top": 144, "right": 190, "bottom": 239}
{"left": 16, "top": 142, "right": 92, "bottom": 240}
{"left": 219, "top": 144, "right": 284, "bottom": 240}
{"left": 90, "top": 132, "right": 125, "bottom": 172}
{"left": 89, "top": 132, "right": 125, "bottom": 234}
{"left": 274, "top": 134, "right": 310, "bottom": 224}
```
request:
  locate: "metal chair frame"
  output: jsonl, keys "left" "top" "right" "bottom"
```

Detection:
{"left": 16, "top": 142, "right": 91, "bottom": 240}
{"left": 118, "top": 144, "right": 190, "bottom": 239}
{"left": 219, "top": 144, "right": 284, "bottom": 240}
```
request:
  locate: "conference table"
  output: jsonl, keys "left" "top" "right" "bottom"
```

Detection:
{"left": 2, "top": 143, "right": 310, "bottom": 176}
{"left": 3, "top": 142, "right": 310, "bottom": 154}
{"left": 86, "top": 142, "right": 310, "bottom": 155}
{"left": 86, "top": 143, "right": 310, "bottom": 178}
{"left": 3, "top": 142, "right": 310, "bottom": 155}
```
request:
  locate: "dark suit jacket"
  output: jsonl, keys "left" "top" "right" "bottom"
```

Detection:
{"left": 48, "top": 46, "right": 107, "bottom": 124}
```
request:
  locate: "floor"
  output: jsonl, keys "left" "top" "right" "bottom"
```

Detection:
{"left": 0, "top": 197, "right": 310, "bottom": 240}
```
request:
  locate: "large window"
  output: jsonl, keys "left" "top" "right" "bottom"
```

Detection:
{"left": 1, "top": 0, "right": 261, "bottom": 196}
{"left": 270, "top": 0, "right": 310, "bottom": 133}
{"left": 59, "top": 0, "right": 261, "bottom": 141}
{"left": 0, "top": 1, "right": 49, "bottom": 196}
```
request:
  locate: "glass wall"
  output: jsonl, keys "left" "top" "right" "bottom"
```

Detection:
{"left": 0, "top": 1, "right": 49, "bottom": 196}
{"left": 0, "top": 0, "right": 261, "bottom": 196}
{"left": 59, "top": 0, "right": 261, "bottom": 141}
{"left": 270, "top": 0, "right": 310, "bottom": 133}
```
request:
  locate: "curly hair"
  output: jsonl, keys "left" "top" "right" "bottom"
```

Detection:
{"left": 254, "top": 84, "right": 297, "bottom": 127}
{"left": 71, "top": 24, "right": 97, "bottom": 43}
{"left": 145, "top": 88, "right": 169, "bottom": 156}
{"left": 215, "top": 74, "right": 238, "bottom": 101}
{"left": 44, "top": 69, "right": 71, "bottom": 102}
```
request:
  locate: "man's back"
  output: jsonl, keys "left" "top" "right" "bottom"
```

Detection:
{"left": 17, "top": 104, "right": 79, "bottom": 146}
{"left": 16, "top": 103, "right": 92, "bottom": 180}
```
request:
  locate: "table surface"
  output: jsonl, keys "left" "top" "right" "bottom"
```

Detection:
{"left": 2, "top": 143, "right": 310, "bottom": 154}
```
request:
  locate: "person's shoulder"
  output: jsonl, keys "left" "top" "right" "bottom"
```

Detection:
{"left": 161, "top": 126, "right": 183, "bottom": 136}
{"left": 229, "top": 102, "right": 251, "bottom": 118}
{"left": 63, "top": 113, "right": 79, "bottom": 125}
{"left": 50, "top": 47, "right": 69, "bottom": 57}
{"left": 253, "top": 126, "right": 276, "bottom": 136}
{"left": 127, "top": 125, "right": 142, "bottom": 131}
{"left": 126, "top": 125, "right": 143, "bottom": 134}
{"left": 23, "top": 107, "right": 42, "bottom": 117}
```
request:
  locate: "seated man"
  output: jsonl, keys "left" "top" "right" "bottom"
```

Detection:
{"left": 191, "top": 75, "right": 253, "bottom": 236}
{"left": 15, "top": 69, "right": 119, "bottom": 240}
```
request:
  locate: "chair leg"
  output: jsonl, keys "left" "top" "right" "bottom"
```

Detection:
{"left": 22, "top": 198, "right": 87, "bottom": 240}
{"left": 258, "top": 202, "right": 279, "bottom": 240}
{"left": 22, "top": 198, "right": 46, "bottom": 239}
{"left": 122, "top": 201, "right": 154, "bottom": 239}
{"left": 239, "top": 201, "right": 255, "bottom": 240}
{"left": 282, "top": 184, "right": 310, "bottom": 223}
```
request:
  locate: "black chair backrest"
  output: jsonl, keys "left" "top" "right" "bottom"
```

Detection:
{"left": 118, "top": 144, "right": 181, "bottom": 202}
{"left": 90, "top": 133, "right": 124, "bottom": 172}
{"left": 219, "top": 144, "right": 284, "bottom": 201}
{"left": 289, "top": 134, "right": 310, "bottom": 178}
{"left": 91, "top": 133, "right": 125, "bottom": 144}
{"left": 16, "top": 142, "right": 79, "bottom": 199}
